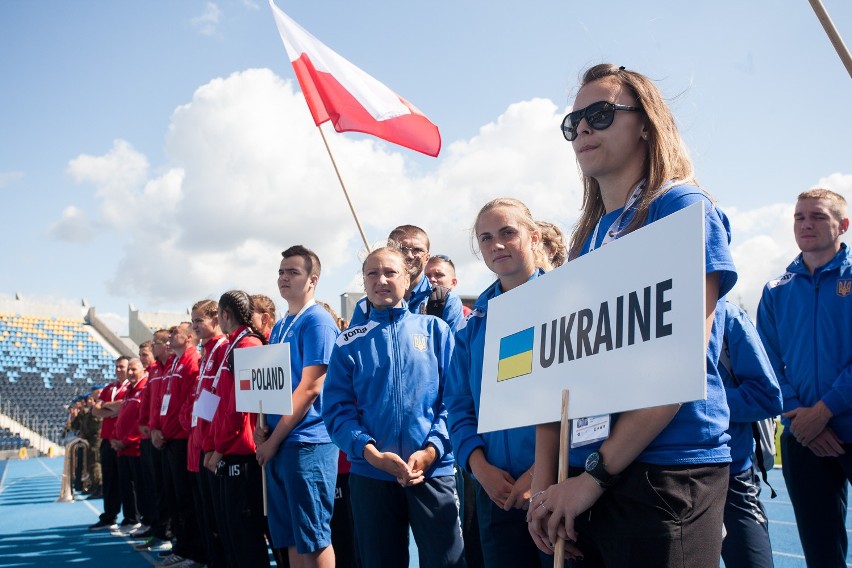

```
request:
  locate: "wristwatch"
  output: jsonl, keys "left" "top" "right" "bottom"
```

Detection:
{"left": 584, "top": 451, "right": 619, "bottom": 490}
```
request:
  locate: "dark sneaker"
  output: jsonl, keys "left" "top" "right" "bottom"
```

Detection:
{"left": 119, "top": 520, "right": 141, "bottom": 532}
{"left": 88, "top": 519, "right": 118, "bottom": 531}
{"left": 134, "top": 536, "right": 171, "bottom": 551}
{"left": 130, "top": 526, "right": 153, "bottom": 539}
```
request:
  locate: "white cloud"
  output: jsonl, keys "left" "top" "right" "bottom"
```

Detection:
{"left": 49, "top": 205, "right": 97, "bottom": 243}
{"left": 191, "top": 2, "right": 222, "bottom": 37}
{"left": 52, "top": 67, "right": 850, "bottom": 318}
{"left": 0, "top": 171, "right": 24, "bottom": 188}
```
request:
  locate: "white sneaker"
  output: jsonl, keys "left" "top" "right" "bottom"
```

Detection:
{"left": 128, "top": 523, "right": 149, "bottom": 536}
{"left": 157, "top": 554, "right": 186, "bottom": 567}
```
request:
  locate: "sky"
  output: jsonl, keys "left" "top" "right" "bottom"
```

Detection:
{"left": 1, "top": 0, "right": 850, "bottom": 335}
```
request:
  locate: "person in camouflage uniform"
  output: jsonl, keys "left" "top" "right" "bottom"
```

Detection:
{"left": 72, "top": 387, "right": 104, "bottom": 497}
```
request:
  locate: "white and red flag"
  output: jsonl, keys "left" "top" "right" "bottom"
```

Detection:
{"left": 269, "top": 1, "right": 441, "bottom": 157}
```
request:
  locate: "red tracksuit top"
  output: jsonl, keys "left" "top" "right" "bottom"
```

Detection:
{"left": 183, "top": 335, "right": 228, "bottom": 471}
{"left": 99, "top": 379, "right": 128, "bottom": 440}
{"left": 155, "top": 349, "right": 200, "bottom": 441}
{"left": 115, "top": 377, "right": 148, "bottom": 457}
{"left": 211, "top": 327, "right": 263, "bottom": 456}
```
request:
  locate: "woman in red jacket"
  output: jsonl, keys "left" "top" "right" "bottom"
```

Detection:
{"left": 204, "top": 290, "right": 270, "bottom": 568}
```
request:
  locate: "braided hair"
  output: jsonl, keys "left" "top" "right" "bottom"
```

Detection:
{"left": 218, "top": 290, "right": 268, "bottom": 345}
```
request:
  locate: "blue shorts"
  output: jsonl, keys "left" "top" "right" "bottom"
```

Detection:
{"left": 266, "top": 441, "right": 338, "bottom": 553}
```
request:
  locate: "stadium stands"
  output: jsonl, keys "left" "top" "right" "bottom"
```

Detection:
{"left": 0, "top": 313, "right": 116, "bottom": 441}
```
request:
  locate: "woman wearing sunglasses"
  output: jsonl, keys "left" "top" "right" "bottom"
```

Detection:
{"left": 527, "top": 64, "right": 738, "bottom": 567}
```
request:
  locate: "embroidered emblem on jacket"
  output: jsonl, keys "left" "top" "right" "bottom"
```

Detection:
{"left": 412, "top": 334, "right": 427, "bottom": 352}
{"left": 838, "top": 280, "right": 852, "bottom": 297}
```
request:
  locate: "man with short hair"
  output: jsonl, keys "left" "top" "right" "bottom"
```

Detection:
{"left": 255, "top": 245, "right": 340, "bottom": 568}
{"left": 757, "top": 188, "right": 852, "bottom": 567}
{"left": 151, "top": 323, "right": 203, "bottom": 567}
{"left": 113, "top": 358, "right": 149, "bottom": 533}
{"left": 88, "top": 357, "right": 130, "bottom": 530}
{"left": 350, "top": 225, "right": 465, "bottom": 331}
{"left": 135, "top": 332, "right": 173, "bottom": 550}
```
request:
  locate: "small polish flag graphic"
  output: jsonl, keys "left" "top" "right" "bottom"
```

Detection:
{"left": 239, "top": 370, "right": 251, "bottom": 391}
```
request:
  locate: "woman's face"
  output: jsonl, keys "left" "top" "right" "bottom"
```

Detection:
{"left": 191, "top": 309, "right": 218, "bottom": 341}
{"left": 251, "top": 310, "right": 272, "bottom": 339}
{"left": 363, "top": 251, "right": 410, "bottom": 309}
{"left": 476, "top": 206, "right": 539, "bottom": 289}
{"left": 571, "top": 77, "right": 647, "bottom": 183}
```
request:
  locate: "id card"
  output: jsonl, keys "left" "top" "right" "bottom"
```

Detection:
{"left": 193, "top": 389, "right": 221, "bottom": 422}
{"left": 570, "top": 414, "right": 610, "bottom": 448}
{"left": 159, "top": 394, "right": 171, "bottom": 416}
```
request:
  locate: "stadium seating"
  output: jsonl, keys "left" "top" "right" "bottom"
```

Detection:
{"left": 0, "top": 313, "right": 115, "bottom": 441}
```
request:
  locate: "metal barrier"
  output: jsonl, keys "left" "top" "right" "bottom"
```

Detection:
{"left": 57, "top": 437, "right": 89, "bottom": 502}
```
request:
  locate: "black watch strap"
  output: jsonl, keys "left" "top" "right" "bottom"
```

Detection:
{"left": 585, "top": 451, "right": 619, "bottom": 489}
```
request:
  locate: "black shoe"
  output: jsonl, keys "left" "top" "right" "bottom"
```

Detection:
{"left": 86, "top": 491, "right": 103, "bottom": 500}
{"left": 88, "top": 519, "right": 118, "bottom": 531}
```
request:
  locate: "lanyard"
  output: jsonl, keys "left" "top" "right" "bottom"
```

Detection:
{"left": 164, "top": 355, "right": 180, "bottom": 395}
{"left": 211, "top": 328, "right": 251, "bottom": 393}
{"left": 195, "top": 337, "right": 227, "bottom": 397}
{"left": 270, "top": 299, "right": 316, "bottom": 344}
{"left": 589, "top": 181, "right": 645, "bottom": 252}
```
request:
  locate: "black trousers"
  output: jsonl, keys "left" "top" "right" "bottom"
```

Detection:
{"left": 143, "top": 439, "right": 171, "bottom": 539}
{"left": 99, "top": 441, "right": 121, "bottom": 523}
{"left": 163, "top": 439, "right": 204, "bottom": 562}
{"left": 211, "top": 454, "right": 270, "bottom": 568}
{"left": 193, "top": 451, "right": 227, "bottom": 568}
{"left": 117, "top": 454, "right": 141, "bottom": 524}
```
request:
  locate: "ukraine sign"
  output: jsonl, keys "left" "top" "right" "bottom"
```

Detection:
{"left": 478, "top": 202, "right": 708, "bottom": 433}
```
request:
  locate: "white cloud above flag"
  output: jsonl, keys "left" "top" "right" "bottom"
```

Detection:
{"left": 269, "top": 0, "right": 442, "bottom": 157}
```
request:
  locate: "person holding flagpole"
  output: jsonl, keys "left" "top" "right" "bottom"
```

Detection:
{"left": 253, "top": 245, "right": 339, "bottom": 568}
{"left": 527, "top": 64, "right": 738, "bottom": 567}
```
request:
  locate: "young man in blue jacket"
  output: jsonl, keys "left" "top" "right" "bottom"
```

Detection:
{"left": 757, "top": 188, "right": 852, "bottom": 568}
{"left": 348, "top": 225, "right": 465, "bottom": 332}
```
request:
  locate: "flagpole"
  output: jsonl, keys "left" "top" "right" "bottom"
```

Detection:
{"left": 317, "top": 125, "right": 372, "bottom": 252}
{"left": 808, "top": 0, "right": 852, "bottom": 78}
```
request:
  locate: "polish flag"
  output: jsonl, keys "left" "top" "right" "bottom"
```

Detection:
{"left": 269, "top": 1, "right": 441, "bottom": 157}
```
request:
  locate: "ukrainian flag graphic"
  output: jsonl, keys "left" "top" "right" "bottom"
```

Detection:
{"left": 497, "top": 327, "right": 534, "bottom": 382}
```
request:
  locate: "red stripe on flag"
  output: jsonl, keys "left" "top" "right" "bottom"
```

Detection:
{"left": 291, "top": 54, "right": 441, "bottom": 157}
{"left": 239, "top": 379, "right": 251, "bottom": 391}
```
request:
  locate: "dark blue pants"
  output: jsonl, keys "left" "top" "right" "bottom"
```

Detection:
{"left": 721, "top": 465, "right": 773, "bottom": 568}
{"left": 142, "top": 439, "right": 170, "bottom": 539}
{"left": 474, "top": 480, "right": 553, "bottom": 568}
{"left": 349, "top": 473, "right": 465, "bottom": 568}
{"left": 211, "top": 454, "right": 269, "bottom": 568}
{"left": 782, "top": 433, "right": 852, "bottom": 568}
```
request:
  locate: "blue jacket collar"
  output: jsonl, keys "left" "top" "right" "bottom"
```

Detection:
{"left": 472, "top": 268, "right": 545, "bottom": 313}
{"left": 787, "top": 243, "right": 850, "bottom": 276}
{"left": 369, "top": 300, "right": 410, "bottom": 323}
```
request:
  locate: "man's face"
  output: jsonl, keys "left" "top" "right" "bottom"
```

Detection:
{"left": 794, "top": 198, "right": 849, "bottom": 256}
{"left": 152, "top": 334, "right": 169, "bottom": 359}
{"left": 278, "top": 256, "right": 316, "bottom": 304}
{"left": 126, "top": 360, "right": 145, "bottom": 385}
{"left": 139, "top": 348, "right": 154, "bottom": 368}
{"left": 168, "top": 325, "right": 190, "bottom": 350}
{"left": 394, "top": 234, "right": 430, "bottom": 282}
{"left": 425, "top": 258, "right": 457, "bottom": 290}
{"left": 115, "top": 359, "right": 129, "bottom": 381}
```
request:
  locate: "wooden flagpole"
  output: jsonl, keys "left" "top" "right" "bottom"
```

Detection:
{"left": 808, "top": 0, "right": 852, "bottom": 78}
{"left": 553, "top": 389, "right": 571, "bottom": 567}
{"left": 317, "top": 125, "right": 372, "bottom": 252}
{"left": 259, "top": 400, "right": 268, "bottom": 516}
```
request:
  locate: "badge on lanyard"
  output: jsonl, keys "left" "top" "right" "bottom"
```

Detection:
{"left": 159, "top": 393, "right": 171, "bottom": 416}
{"left": 570, "top": 414, "right": 611, "bottom": 448}
{"left": 193, "top": 389, "right": 221, "bottom": 422}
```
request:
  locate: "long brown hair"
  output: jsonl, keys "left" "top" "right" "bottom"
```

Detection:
{"left": 568, "top": 64, "right": 698, "bottom": 259}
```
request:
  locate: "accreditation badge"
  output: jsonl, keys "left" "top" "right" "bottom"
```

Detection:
{"left": 570, "top": 414, "right": 610, "bottom": 448}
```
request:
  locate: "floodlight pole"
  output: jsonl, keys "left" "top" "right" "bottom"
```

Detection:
{"left": 808, "top": 0, "right": 852, "bottom": 78}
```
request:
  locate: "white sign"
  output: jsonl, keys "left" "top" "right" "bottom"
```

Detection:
{"left": 233, "top": 342, "right": 293, "bottom": 415}
{"left": 478, "top": 202, "right": 707, "bottom": 433}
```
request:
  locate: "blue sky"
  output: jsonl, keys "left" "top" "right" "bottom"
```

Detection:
{"left": 1, "top": 0, "right": 850, "bottom": 333}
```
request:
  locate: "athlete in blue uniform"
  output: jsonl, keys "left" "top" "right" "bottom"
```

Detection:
{"left": 445, "top": 197, "right": 557, "bottom": 568}
{"left": 757, "top": 188, "right": 852, "bottom": 568}
{"left": 324, "top": 246, "right": 464, "bottom": 568}
{"left": 718, "top": 301, "right": 782, "bottom": 568}
{"left": 348, "top": 225, "right": 465, "bottom": 332}
{"left": 528, "top": 64, "right": 737, "bottom": 567}
{"left": 253, "top": 245, "right": 339, "bottom": 568}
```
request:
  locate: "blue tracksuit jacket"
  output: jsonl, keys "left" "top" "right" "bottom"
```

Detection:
{"left": 757, "top": 244, "right": 852, "bottom": 441}
{"left": 323, "top": 302, "right": 455, "bottom": 481}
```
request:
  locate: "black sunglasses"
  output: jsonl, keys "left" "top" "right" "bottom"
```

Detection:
{"left": 561, "top": 101, "right": 642, "bottom": 141}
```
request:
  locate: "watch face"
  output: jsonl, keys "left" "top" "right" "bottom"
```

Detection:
{"left": 585, "top": 451, "right": 600, "bottom": 471}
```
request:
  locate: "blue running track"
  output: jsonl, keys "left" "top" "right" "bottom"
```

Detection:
{"left": 0, "top": 458, "right": 849, "bottom": 567}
